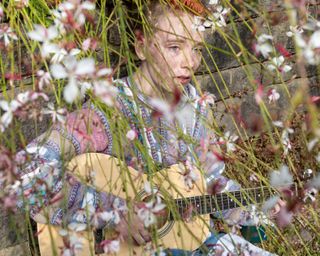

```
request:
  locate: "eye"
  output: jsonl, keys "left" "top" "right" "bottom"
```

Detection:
{"left": 193, "top": 47, "right": 203, "bottom": 54}
{"left": 168, "top": 45, "right": 180, "bottom": 52}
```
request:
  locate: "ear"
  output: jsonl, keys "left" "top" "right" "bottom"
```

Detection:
{"left": 134, "top": 30, "right": 147, "bottom": 61}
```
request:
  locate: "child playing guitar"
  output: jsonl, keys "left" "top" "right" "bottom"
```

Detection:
{"left": 15, "top": 0, "right": 281, "bottom": 255}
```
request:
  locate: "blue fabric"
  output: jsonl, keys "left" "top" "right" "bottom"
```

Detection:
{"left": 165, "top": 232, "right": 225, "bottom": 256}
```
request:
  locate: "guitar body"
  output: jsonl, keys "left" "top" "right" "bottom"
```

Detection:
{"left": 37, "top": 153, "right": 210, "bottom": 255}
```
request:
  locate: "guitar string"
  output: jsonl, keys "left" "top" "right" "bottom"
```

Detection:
{"left": 174, "top": 188, "right": 273, "bottom": 207}
{"left": 174, "top": 188, "right": 273, "bottom": 215}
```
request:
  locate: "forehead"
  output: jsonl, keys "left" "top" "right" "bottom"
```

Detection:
{"left": 153, "top": 11, "right": 204, "bottom": 44}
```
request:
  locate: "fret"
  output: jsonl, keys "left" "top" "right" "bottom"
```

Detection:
{"left": 196, "top": 197, "right": 201, "bottom": 214}
{"left": 221, "top": 193, "right": 228, "bottom": 211}
{"left": 239, "top": 190, "right": 243, "bottom": 206}
{"left": 177, "top": 199, "right": 183, "bottom": 217}
{"left": 204, "top": 195, "right": 208, "bottom": 215}
{"left": 253, "top": 188, "right": 257, "bottom": 203}
{"left": 198, "top": 197, "right": 204, "bottom": 214}
{"left": 190, "top": 197, "right": 197, "bottom": 214}
{"left": 215, "top": 194, "right": 220, "bottom": 212}
{"left": 229, "top": 192, "right": 236, "bottom": 208}
{"left": 227, "top": 193, "right": 230, "bottom": 209}
{"left": 234, "top": 190, "right": 242, "bottom": 207}
{"left": 173, "top": 185, "right": 282, "bottom": 219}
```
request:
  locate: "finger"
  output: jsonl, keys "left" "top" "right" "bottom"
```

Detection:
{"left": 133, "top": 233, "right": 146, "bottom": 245}
{"left": 271, "top": 204, "right": 280, "bottom": 216}
{"left": 139, "top": 228, "right": 151, "bottom": 243}
{"left": 278, "top": 199, "right": 286, "bottom": 207}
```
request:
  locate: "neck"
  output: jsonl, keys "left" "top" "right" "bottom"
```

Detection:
{"left": 132, "top": 65, "right": 174, "bottom": 102}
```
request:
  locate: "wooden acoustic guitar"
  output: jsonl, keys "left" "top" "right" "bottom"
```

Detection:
{"left": 37, "top": 153, "right": 285, "bottom": 256}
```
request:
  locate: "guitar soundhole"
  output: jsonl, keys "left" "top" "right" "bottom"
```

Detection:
{"left": 142, "top": 195, "right": 169, "bottom": 230}
{"left": 137, "top": 191, "right": 175, "bottom": 239}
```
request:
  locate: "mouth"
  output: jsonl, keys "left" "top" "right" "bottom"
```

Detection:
{"left": 176, "top": 76, "right": 191, "bottom": 85}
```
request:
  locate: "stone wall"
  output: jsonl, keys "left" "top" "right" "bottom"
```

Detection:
{"left": 0, "top": 1, "right": 319, "bottom": 254}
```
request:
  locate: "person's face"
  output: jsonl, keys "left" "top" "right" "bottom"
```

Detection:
{"left": 141, "top": 10, "right": 205, "bottom": 94}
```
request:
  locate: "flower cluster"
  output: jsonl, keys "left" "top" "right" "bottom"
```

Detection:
{"left": 0, "top": 91, "right": 49, "bottom": 132}
{"left": 25, "top": 0, "right": 117, "bottom": 105}
{"left": 0, "top": 24, "right": 18, "bottom": 47}
{"left": 136, "top": 181, "right": 166, "bottom": 227}
{"left": 192, "top": 1, "right": 230, "bottom": 32}
{"left": 293, "top": 20, "right": 320, "bottom": 65}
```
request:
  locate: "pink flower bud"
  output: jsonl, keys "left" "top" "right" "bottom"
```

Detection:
{"left": 126, "top": 129, "right": 137, "bottom": 141}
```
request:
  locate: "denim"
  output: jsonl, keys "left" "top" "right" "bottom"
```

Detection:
{"left": 164, "top": 233, "right": 225, "bottom": 256}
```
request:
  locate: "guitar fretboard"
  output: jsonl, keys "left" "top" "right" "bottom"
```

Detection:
{"left": 172, "top": 185, "right": 292, "bottom": 218}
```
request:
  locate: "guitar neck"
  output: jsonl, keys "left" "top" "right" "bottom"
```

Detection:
{"left": 173, "top": 185, "right": 295, "bottom": 217}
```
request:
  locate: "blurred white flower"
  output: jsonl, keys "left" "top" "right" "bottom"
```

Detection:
{"left": 144, "top": 180, "right": 159, "bottom": 195}
{"left": 53, "top": 0, "right": 95, "bottom": 30}
{"left": 268, "top": 89, "right": 280, "bottom": 103}
{"left": 50, "top": 56, "right": 95, "bottom": 103}
{"left": 101, "top": 239, "right": 120, "bottom": 254}
{"left": 182, "top": 158, "right": 200, "bottom": 189}
{"left": 42, "top": 103, "right": 67, "bottom": 124}
{"left": 192, "top": 5, "right": 229, "bottom": 32}
{"left": 137, "top": 196, "right": 166, "bottom": 227}
{"left": 213, "top": 6, "right": 230, "bottom": 27}
{"left": 92, "top": 80, "right": 117, "bottom": 106}
{"left": 191, "top": 16, "right": 206, "bottom": 32}
{"left": 303, "top": 187, "right": 318, "bottom": 203}
{"left": 0, "top": 91, "right": 48, "bottom": 132}
{"left": 276, "top": 207, "right": 293, "bottom": 228}
{"left": 126, "top": 129, "right": 137, "bottom": 141}
{"left": 68, "top": 222, "right": 87, "bottom": 232}
{"left": 37, "top": 70, "right": 52, "bottom": 90}
{"left": 27, "top": 24, "right": 60, "bottom": 58}
{"left": 82, "top": 38, "right": 92, "bottom": 51}
{"left": 175, "top": 102, "right": 195, "bottom": 130}
{"left": 102, "top": 198, "right": 127, "bottom": 225}
{"left": 286, "top": 25, "right": 303, "bottom": 37}
{"left": 58, "top": 229, "right": 68, "bottom": 237}
{"left": 150, "top": 247, "right": 167, "bottom": 256}
{"left": 0, "top": 100, "right": 19, "bottom": 131}
{"left": 219, "top": 131, "right": 239, "bottom": 152}
{"left": 281, "top": 127, "right": 294, "bottom": 155}
{"left": 254, "top": 34, "right": 274, "bottom": 58}
{"left": 254, "top": 83, "right": 264, "bottom": 104}
{"left": 199, "top": 93, "right": 216, "bottom": 105}
{"left": 270, "top": 165, "right": 293, "bottom": 188}
{"left": 69, "top": 233, "right": 85, "bottom": 252}
{"left": 50, "top": 45, "right": 81, "bottom": 64}
{"left": 272, "top": 120, "right": 284, "bottom": 128}
{"left": 307, "top": 137, "right": 319, "bottom": 151}
{"left": 0, "top": 24, "right": 18, "bottom": 46}
{"left": 27, "top": 24, "right": 58, "bottom": 42}
{"left": 309, "top": 173, "right": 320, "bottom": 189}
{"left": 267, "top": 55, "right": 292, "bottom": 73}
{"left": 149, "top": 98, "right": 174, "bottom": 121}
{"left": 61, "top": 248, "right": 72, "bottom": 256}
{"left": 209, "top": 0, "right": 219, "bottom": 4}
{"left": 302, "top": 19, "right": 320, "bottom": 31}
{"left": 262, "top": 195, "right": 280, "bottom": 213}
{"left": 295, "top": 30, "right": 320, "bottom": 65}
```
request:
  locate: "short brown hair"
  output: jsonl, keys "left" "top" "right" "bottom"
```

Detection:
{"left": 125, "top": 0, "right": 207, "bottom": 32}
